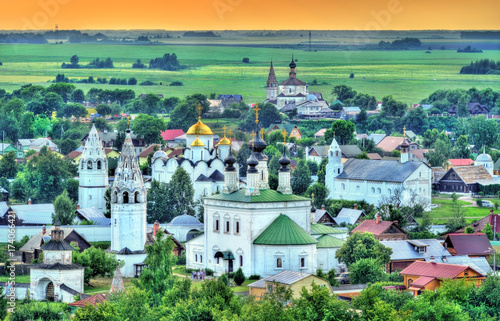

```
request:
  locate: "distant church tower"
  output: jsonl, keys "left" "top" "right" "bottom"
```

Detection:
{"left": 325, "top": 137, "right": 343, "bottom": 196}
{"left": 110, "top": 129, "right": 148, "bottom": 277}
{"left": 266, "top": 61, "right": 278, "bottom": 101}
{"left": 79, "top": 125, "right": 108, "bottom": 211}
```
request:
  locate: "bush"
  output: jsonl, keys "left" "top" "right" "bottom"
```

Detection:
{"left": 234, "top": 267, "right": 246, "bottom": 285}
{"left": 205, "top": 268, "right": 214, "bottom": 276}
{"left": 248, "top": 274, "right": 261, "bottom": 280}
{"left": 387, "top": 271, "right": 403, "bottom": 283}
{"left": 140, "top": 80, "right": 157, "bottom": 86}
{"left": 327, "top": 269, "right": 340, "bottom": 286}
{"left": 11, "top": 301, "right": 71, "bottom": 321}
{"left": 218, "top": 273, "right": 229, "bottom": 286}
{"left": 89, "top": 241, "right": 111, "bottom": 250}
{"left": 242, "top": 57, "right": 250, "bottom": 63}
{"left": 0, "top": 62, "right": 3, "bottom": 66}
{"left": 169, "top": 81, "right": 183, "bottom": 86}
{"left": 176, "top": 253, "right": 186, "bottom": 265}
{"left": 316, "top": 268, "right": 325, "bottom": 279}
{"left": 477, "top": 199, "right": 483, "bottom": 207}
{"left": 128, "top": 78, "right": 137, "bottom": 85}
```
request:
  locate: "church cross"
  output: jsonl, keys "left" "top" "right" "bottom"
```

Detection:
{"left": 196, "top": 104, "right": 203, "bottom": 120}
{"left": 228, "top": 129, "right": 233, "bottom": 139}
{"left": 260, "top": 128, "right": 266, "bottom": 138}
{"left": 282, "top": 129, "right": 288, "bottom": 144}
{"left": 250, "top": 131, "right": 256, "bottom": 141}
{"left": 254, "top": 104, "right": 260, "bottom": 124}
{"left": 223, "top": 125, "right": 228, "bottom": 137}
{"left": 311, "top": 193, "right": 315, "bottom": 204}
{"left": 403, "top": 125, "right": 406, "bottom": 136}
{"left": 126, "top": 116, "right": 130, "bottom": 129}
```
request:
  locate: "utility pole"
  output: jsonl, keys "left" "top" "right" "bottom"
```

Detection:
{"left": 494, "top": 214, "right": 497, "bottom": 273}
{"left": 55, "top": 24, "right": 58, "bottom": 44}
{"left": 1, "top": 130, "right": 4, "bottom": 156}
{"left": 309, "top": 31, "right": 312, "bottom": 52}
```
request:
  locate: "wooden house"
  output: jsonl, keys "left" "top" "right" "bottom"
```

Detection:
{"left": 350, "top": 214, "right": 408, "bottom": 240}
{"left": 443, "top": 233, "right": 495, "bottom": 259}
{"left": 436, "top": 166, "right": 494, "bottom": 194}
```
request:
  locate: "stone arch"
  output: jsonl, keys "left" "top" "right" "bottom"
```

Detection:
{"left": 123, "top": 191, "right": 129, "bottom": 204}
{"left": 34, "top": 277, "right": 55, "bottom": 301}
{"left": 134, "top": 191, "right": 140, "bottom": 203}
{"left": 97, "top": 160, "right": 102, "bottom": 170}
{"left": 112, "top": 191, "right": 118, "bottom": 203}
{"left": 87, "top": 160, "right": 93, "bottom": 170}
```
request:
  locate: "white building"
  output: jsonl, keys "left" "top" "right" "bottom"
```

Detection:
{"left": 475, "top": 148, "right": 494, "bottom": 176}
{"left": 165, "top": 214, "right": 204, "bottom": 242}
{"left": 30, "top": 220, "right": 85, "bottom": 303}
{"left": 151, "top": 116, "right": 235, "bottom": 203}
{"left": 325, "top": 137, "right": 432, "bottom": 207}
{"left": 110, "top": 130, "right": 148, "bottom": 277}
{"left": 185, "top": 130, "right": 343, "bottom": 277}
{"left": 78, "top": 125, "right": 108, "bottom": 212}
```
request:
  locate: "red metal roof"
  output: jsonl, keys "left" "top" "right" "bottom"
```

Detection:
{"left": 410, "top": 276, "right": 435, "bottom": 288}
{"left": 138, "top": 144, "right": 161, "bottom": 158}
{"left": 351, "top": 219, "right": 395, "bottom": 236}
{"left": 161, "top": 129, "right": 185, "bottom": 141}
{"left": 68, "top": 293, "right": 108, "bottom": 307}
{"left": 66, "top": 151, "right": 82, "bottom": 159}
{"left": 448, "top": 159, "right": 474, "bottom": 166}
{"left": 444, "top": 233, "right": 495, "bottom": 256}
{"left": 400, "top": 261, "right": 472, "bottom": 279}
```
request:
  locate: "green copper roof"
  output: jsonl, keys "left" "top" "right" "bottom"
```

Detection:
{"left": 310, "top": 224, "right": 344, "bottom": 235}
{"left": 316, "top": 235, "right": 345, "bottom": 248}
{"left": 208, "top": 189, "right": 309, "bottom": 203}
{"left": 254, "top": 214, "right": 318, "bottom": 245}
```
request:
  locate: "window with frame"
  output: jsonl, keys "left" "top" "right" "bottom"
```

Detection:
{"left": 408, "top": 279, "right": 413, "bottom": 287}
{"left": 300, "top": 257, "right": 305, "bottom": 268}
{"left": 277, "top": 258, "right": 282, "bottom": 268}
{"left": 215, "top": 219, "right": 219, "bottom": 232}
{"left": 240, "top": 255, "right": 243, "bottom": 267}
{"left": 195, "top": 254, "right": 198, "bottom": 262}
{"left": 225, "top": 220, "right": 230, "bottom": 233}
{"left": 236, "top": 221, "right": 240, "bottom": 234}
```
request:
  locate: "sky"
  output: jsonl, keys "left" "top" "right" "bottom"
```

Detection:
{"left": 1, "top": 0, "right": 499, "bottom": 31}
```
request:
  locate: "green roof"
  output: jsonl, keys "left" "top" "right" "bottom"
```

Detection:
{"left": 208, "top": 189, "right": 309, "bottom": 203}
{"left": 316, "top": 235, "right": 345, "bottom": 248}
{"left": 254, "top": 214, "right": 318, "bottom": 245}
{"left": 310, "top": 224, "right": 344, "bottom": 235}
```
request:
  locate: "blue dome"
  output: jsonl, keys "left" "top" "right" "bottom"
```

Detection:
{"left": 153, "top": 150, "right": 167, "bottom": 159}
{"left": 169, "top": 214, "right": 202, "bottom": 226}
{"left": 476, "top": 153, "right": 492, "bottom": 162}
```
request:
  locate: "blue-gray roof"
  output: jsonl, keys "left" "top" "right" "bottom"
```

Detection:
{"left": 76, "top": 207, "right": 110, "bottom": 226}
{"left": 424, "top": 255, "right": 491, "bottom": 275}
{"left": 0, "top": 202, "right": 9, "bottom": 216}
{"left": 335, "top": 208, "right": 365, "bottom": 225}
{"left": 11, "top": 203, "right": 55, "bottom": 225}
{"left": 381, "top": 239, "right": 451, "bottom": 261}
{"left": 338, "top": 159, "right": 423, "bottom": 183}
{"left": 367, "top": 133, "right": 386, "bottom": 145}
{"left": 168, "top": 214, "right": 203, "bottom": 226}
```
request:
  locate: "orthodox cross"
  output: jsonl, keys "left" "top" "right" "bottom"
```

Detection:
{"left": 403, "top": 125, "right": 406, "bottom": 136}
{"left": 282, "top": 129, "right": 288, "bottom": 144}
{"left": 260, "top": 128, "right": 266, "bottom": 138}
{"left": 311, "top": 193, "right": 315, "bottom": 204}
{"left": 196, "top": 104, "right": 203, "bottom": 120}
{"left": 228, "top": 129, "right": 233, "bottom": 139}
{"left": 254, "top": 104, "right": 260, "bottom": 124}
{"left": 250, "top": 131, "right": 256, "bottom": 141}
{"left": 223, "top": 125, "right": 228, "bottom": 138}
{"left": 126, "top": 116, "right": 130, "bottom": 129}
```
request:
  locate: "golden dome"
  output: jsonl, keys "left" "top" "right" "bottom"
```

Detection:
{"left": 217, "top": 137, "right": 231, "bottom": 146}
{"left": 186, "top": 119, "right": 214, "bottom": 136}
{"left": 190, "top": 137, "right": 205, "bottom": 147}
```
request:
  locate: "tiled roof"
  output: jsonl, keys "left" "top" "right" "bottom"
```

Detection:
{"left": 41, "top": 239, "right": 75, "bottom": 251}
{"left": 338, "top": 159, "right": 423, "bottom": 183}
{"left": 377, "top": 136, "right": 405, "bottom": 152}
{"left": 410, "top": 149, "right": 428, "bottom": 160}
{"left": 351, "top": 220, "right": 402, "bottom": 236}
{"left": 448, "top": 159, "right": 474, "bottom": 166}
{"left": 411, "top": 276, "right": 434, "bottom": 287}
{"left": 10, "top": 203, "right": 55, "bottom": 225}
{"left": 444, "top": 233, "right": 495, "bottom": 256}
{"left": 424, "top": 255, "right": 491, "bottom": 275}
{"left": 66, "top": 150, "right": 82, "bottom": 159}
{"left": 208, "top": 189, "right": 309, "bottom": 203}
{"left": 76, "top": 207, "right": 111, "bottom": 226}
{"left": 254, "top": 214, "right": 318, "bottom": 245}
{"left": 161, "top": 129, "right": 185, "bottom": 141}
{"left": 310, "top": 224, "right": 344, "bottom": 235}
{"left": 138, "top": 144, "right": 161, "bottom": 157}
{"left": 316, "top": 235, "right": 345, "bottom": 248}
{"left": 381, "top": 239, "right": 450, "bottom": 261}
{"left": 248, "top": 270, "right": 312, "bottom": 288}
{"left": 32, "top": 262, "right": 85, "bottom": 270}
{"left": 279, "top": 77, "right": 306, "bottom": 86}
{"left": 69, "top": 293, "right": 108, "bottom": 307}
{"left": 366, "top": 153, "right": 382, "bottom": 160}
{"left": 335, "top": 208, "right": 365, "bottom": 225}
{"left": 400, "top": 261, "right": 484, "bottom": 278}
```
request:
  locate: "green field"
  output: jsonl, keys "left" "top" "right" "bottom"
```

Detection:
{"left": 428, "top": 197, "right": 497, "bottom": 224}
{"left": 0, "top": 43, "right": 499, "bottom": 104}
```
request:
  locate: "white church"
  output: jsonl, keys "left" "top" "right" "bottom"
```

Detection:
{"left": 325, "top": 136, "right": 432, "bottom": 207}
{"left": 185, "top": 125, "right": 344, "bottom": 277}
{"left": 151, "top": 111, "right": 235, "bottom": 202}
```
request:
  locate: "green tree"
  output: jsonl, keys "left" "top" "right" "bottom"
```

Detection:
{"left": 73, "top": 246, "right": 118, "bottom": 285}
{"left": 42, "top": 92, "right": 64, "bottom": 116}
{"left": 3, "top": 97, "right": 26, "bottom": 121}
{"left": 335, "top": 232, "right": 392, "bottom": 267}
{"left": 427, "top": 138, "right": 452, "bottom": 167}
{"left": 52, "top": 189, "right": 76, "bottom": 225}
{"left": 350, "top": 258, "right": 387, "bottom": 284}
{"left": 445, "top": 193, "right": 467, "bottom": 232}
{"left": 482, "top": 222, "right": 493, "bottom": 240}
{"left": 131, "top": 114, "right": 166, "bottom": 145}
{"left": 467, "top": 116, "right": 498, "bottom": 149}
{"left": 93, "top": 118, "right": 111, "bottom": 132}
{"left": 331, "top": 85, "right": 357, "bottom": 102}
{"left": 73, "top": 300, "right": 119, "bottom": 321}
{"left": 96, "top": 103, "right": 112, "bottom": 116}
{"left": 237, "top": 143, "right": 252, "bottom": 177}
{"left": 45, "top": 83, "right": 76, "bottom": 103}
{"left": 142, "top": 93, "right": 161, "bottom": 115}
{"left": 234, "top": 267, "right": 246, "bottom": 286}
{"left": 452, "top": 135, "right": 471, "bottom": 159}
{"left": 382, "top": 95, "right": 407, "bottom": 117}
{"left": 70, "top": 54, "right": 79, "bottom": 65}
{"left": 317, "top": 158, "right": 328, "bottom": 185}
{"left": 134, "top": 231, "right": 175, "bottom": 307}
{"left": 166, "top": 167, "right": 195, "bottom": 217}
{"left": 352, "top": 92, "right": 378, "bottom": 110}
{"left": 403, "top": 107, "right": 429, "bottom": 135}
{"left": 457, "top": 93, "right": 471, "bottom": 118}
{"left": 167, "top": 94, "right": 209, "bottom": 131}
{"left": 324, "top": 119, "right": 356, "bottom": 145}
{"left": 71, "top": 89, "right": 85, "bottom": 103}
{"left": 20, "top": 112, "right": 35, "bottom": 138}
{"left": 0, "top": 151, "right": 18, "bottom": 179}
{"left": 240, "top": 103, "right": 281, "bottom": 131}
{"left": 147, "top": 180, "right": 169, "bottom": 223}
{"left": 305, "top": 183, "right": 329, "bottom": 208}
{"left": 291, "top": 159, "right": 311, "bottom": 195}
{"left": 59, "top": 138, "right": 80, "bottom": 155}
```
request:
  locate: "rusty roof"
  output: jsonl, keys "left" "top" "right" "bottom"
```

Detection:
{"left": 351, "top": 220, "right": 405, "bottom": 236}
{"left": 442, "top": 166, "right": 493, "bottom": 185}
{"left": 376, "top": 136, "right": 405, "bottom": 152}
{"left": 69, "top": 293, "right": 108, "bottom": 307}
{"left": 400, "top": 261, "right": 483, "bottom": 278}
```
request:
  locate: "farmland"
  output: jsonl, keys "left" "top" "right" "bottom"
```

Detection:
{"left": 0, "top": 40, "right": 499, "bottom": 104}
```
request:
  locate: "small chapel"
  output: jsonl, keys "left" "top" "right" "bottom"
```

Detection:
{"left": 185, "top": 109, "right": 343, "bottom": 277}
{"left": 151, "top": 106, "right": 235, "bottom": 202}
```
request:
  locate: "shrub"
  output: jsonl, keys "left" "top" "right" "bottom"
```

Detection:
{"left": 128, "top": 78, "right": 137, "bottom": 85}
{"left": 169, "top": 81, "right": 183, "bottom": 86}
{"left": 205, "top": 268, "right": 214, "bottom": 276}
{"left": 176, "top": 253, "right": 186, "bottom": 265}
{"left": 234, "top": 267, "right": 246, "bottom": 285}
{"left": 11, "top": 301, "right": 71, "bottom": 321}
{"left": 218, "top": 273, "right": 229, "bottom": 286}
{"left": 477, "top": 199, "right": 483, "bottom": 207}
{"left": 387, "top": 271, "right": 403, "bottom": 283}
{"left": 0, "top": 62, "right": 3, "bottom": 66}
{"left": 90, "top": 241, "right": 111, "bottom": 250}
{"left": 316, "top": 268, "right": 325, "bottom": 279}
{"left": 249, "top": 274, "right": 261, "bottom": 280}
{"left": 242, "top": 57, "right": 250, "bottom": 63}
{"left": 140, "top": 80, "right": 157, "bottom": 86}
{"left": 327, "top": 269, "right": 340, "bottom": 286}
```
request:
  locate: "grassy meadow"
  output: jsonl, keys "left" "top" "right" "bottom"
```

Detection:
{"left": 0, "top": 42, "right": 499, "bottom": 104}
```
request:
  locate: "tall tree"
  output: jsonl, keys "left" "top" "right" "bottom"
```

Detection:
{"left": 467, "top": 115, "right": 498, "bottom": 149}
{"left": 166, "top": 167, "right": 195, "bottom": 217}
{"left": 73, "top": 246, "right": 118, "bottom": 285}
{"left": 403, "top": 107, "right": 429, "bottom": 135}
{"left": 331, "top": 85, "right": 357, "bottom": 102}
{"left": 452, "top": 135, "right": 471, "bottom": 159}
{"left": 305, "top": 183, "right": 329, "bottom": 208}
{"left": 381, "top": 95, "right": 407, "bottom": 117}
{"left": 324, "top": 119, "right": 356, "bottom": 145}
{"left": 52, "top": 189, "right": 76, "bottom": 225}
{"left": 142, "top": 93, "right": 161, "bottom": 115}
{"left": 131, "top": 114, "right": 166, "bottom": 145}
{"left": 291, "top": 159, "right": 311, "bottom": 195}
{"left": 147, "top": 180, "right": 169, "bottom": 223}
{"left": 0, "top": 151, "right": 18, "bottom": 179}
{"left": 335, "top": 231, "right": 392, "bottom": 267}
{"left": 457, "top": 93, "right": 471, "bottom": 118}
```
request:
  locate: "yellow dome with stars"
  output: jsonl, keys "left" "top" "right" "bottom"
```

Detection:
{"left": 186, "top": 119, "right": 214, "bottom": 136}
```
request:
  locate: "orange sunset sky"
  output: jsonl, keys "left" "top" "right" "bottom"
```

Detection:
{"left": 1, "top": 0, "right": 499, "bottom": 30}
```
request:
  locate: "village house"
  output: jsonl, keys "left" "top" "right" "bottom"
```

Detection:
{"left": 266, "top": 123, "right": 302, "bottom": 140}
{"left": 448, "top": 102, "right": 489, "bottom": 116}
{"left": 350, "top": 214, "right": 408, "bottom": 240}
{"left": 443, "top": 233, "right": 495, "bottom": 259}
{"left": 376, "top": 136, "right": 419, "bottom": 156}
{"left": 435, "top": 165, "right": 495, "bottom": 194}
{"left": 333, "top": 206, "right": 366, "bottom": 226}
{"left": 456, "top": 210, "right": 500, "bottom": 235}
{"left": 400, "top": 260, "right": 486, "bottom": 297}
{"left": 311, "top": 205, "right": 336, "bottom": 226}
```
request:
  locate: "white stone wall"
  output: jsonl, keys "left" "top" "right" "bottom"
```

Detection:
{"left": 253, "top": 244, "right": 317, "bottom": 277}
{"left": 115, "top": 253, "right": 148, "bottom": 278}
{"left": 111, "top": 202, "right": 147, "bottom": 252}
{"left": 44, "top": 250, "right": 72, "bottom": 265}
{"left": 30, "top": 268, "right": 84, "bottom": 303}
{"left": 316, "top": 248, "right": 341, "bottom": 272}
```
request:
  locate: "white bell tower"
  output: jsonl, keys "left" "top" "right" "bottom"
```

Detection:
{"left": 78, "top": 125, "right": 108, "bottom": 211}
{"left": 325, "top": 137, "right": 343, "bottom": 198}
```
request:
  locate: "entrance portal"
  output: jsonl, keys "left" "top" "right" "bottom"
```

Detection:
{"left": 46, "top": 282, "right": 54, "bottom": 301}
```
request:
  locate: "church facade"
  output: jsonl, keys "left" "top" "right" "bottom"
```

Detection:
{"left": 325, "top": 137, "right": 432, "bottom": 207}
{"left": 151, "top": 113, "right": 235, "bottom": 202}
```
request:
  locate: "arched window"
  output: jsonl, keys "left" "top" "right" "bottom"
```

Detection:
{"left": 277, "top": 258, "right": 282, "bottom": 268}
{"left": 377, "top": 188, "right": 381, "bottom": 194}
{"left": 89, "top": 195, "right": 92, "bottom": 200}
{"left": 123, "top": 192, "right": 129, "bottom": 204}
{"left": 341, "top": 183, "right": 345, "bottom": 191}
{"left": 226, "top": 221, "right": 230, "bottom": 233}
{"left": 240, "top": 255, "right": 243, "bottom": 267}
{"left": 97, "top": 160, "right": 102, "bottom": 170}
{"left": 388, "top": 189, "right": 392, "bottom": 195}
{"left": 134, "top": 192, "right": 140, "bottom": 203}
{"left": 200, "top": 255, "right": 203, "bottom": 263}
{"left": 81, "top": 161, "right": 84, "bottom": 170}
{"left": 338, "top": 168, "right": 340, "bottom": 174}
{"left": 195, "top": 254, "right": 198, "bottom": 262}
{"left": 335, "top": 151, "right": 339, "bottom": 157}
{"left": 371, "top": 187, "right": 375, "bottom": 193}
{"left": 300, "top": 258, "right": 305, "bottom": 268}
{"left": 87, "top": 161, "right": 93, "bottom": 170}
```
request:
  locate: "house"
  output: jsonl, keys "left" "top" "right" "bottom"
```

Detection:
{"left": 19, "top": 225, "right": 91, "bottom": 263}
{"left": 311, "top": 206, "right": 336, "bottom": 226}
{"left": 339, "top": 145, "right": 362, "bottom": 158}
{"left": 340, "top": 107, "right": 361, "bottom": 120}
{"left": 248, "top": 270, "right": 333, "bottom": 300}
{"left": 436, "top": 166, "right": 494, "bottom": 194}
{"left": 310, "top": 224, "right": 346, "bottom": 239}
{"left": 29, "top": 138, "right": 59, "bottom": 152}
{"left": 266, "top": 123, "right": 302, "bottom": 140}
{"left": 447, "top": 159, "right": 475, "bottom": 167}
{"left": 75, "top": 207, "right": 110, "bottom": 226}
{"left": 305, "top": 144, "right": 362, "bottom": 165}
{"left": 443, "top": 233, "right": 495, "bottom": 259}
{"left": 147, "top": 222, "right": 185, "bottom": 257}
{"left": 410, "top": 149, "right": 429, "bottom": 163}
{"left": 423, "top": 255, "right": 492, "bottom": 275}
{"left": 448, "top": 102, "right": 489, "bottom": 116}
{"left": 0, "top": 187, "right": 8, "bottom": 203}
{"left": 8, "top": 202, "right": 55, "bottom": 226}
{"left": 334, "top": 207, "right": 366, "bottom": 226}
{"left": 381, "top": 239, "right": 451, "bottom": 273}
{"left": 314, "top": 129, "right": 327, "bottom": 140}
{"left": 456, "top": 211, "right": 500, "bottom": 235}
{"left": 400, "top": 261, "right": 485, "bottom": 296}
{"left": 405, "top": 130, "right": 417, "bottom": 141}
{"left": 294, "top": 96, "right": 333, "bottom": 119}
{"left": 431, "top": 167, "right": 446, "bottom": 188}
{"left": 367, "top": 133, "right": 386, "bottom": 146}
{"left": 366, "top": 153, "right": 382, "bottom": 160}
{"left": 0, "top": 143, "right": 23, "bottom": 158}
{"left": 315, "top": 235, "right": 346, "bottom": 272}
{"left": 350, "top": 214, "right": 408, "bottom": 240}
{"left": 377, "top": 136, "right": 418, "bottom": 156}
{"left": 217, "top": 94, "right": 243, "bottom": 108}
{"left": 137, "top": 144, "right": 161, "bottom": 165}
{"left": 161, "top": 129, "right": 185, "bottom": 143}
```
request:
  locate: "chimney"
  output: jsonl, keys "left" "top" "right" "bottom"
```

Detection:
{"left": 430, "top": 256, "right": 435, "bottom": 263}
{"left": 42, "top": 225, "right": 46, "bottom": 235}
{"left": 28, "top": 198, "right": 32, "bottom": 205}
{"left": 153, "top": 220, "right": 160, "bottom": 236}
{"left": 376, "top": 213, "right": 381, "bottom": 224}
{"left": 77, "top": 204, "right": 80, "bottom": 210}
{"left": 354, "top": 203, "right": 358, "bottom": 210}
{"left": 394, "top": 220, "right": 399, "bottom": 226}
{"left": 322, "top": 204, "right": 325, "bottom": 210}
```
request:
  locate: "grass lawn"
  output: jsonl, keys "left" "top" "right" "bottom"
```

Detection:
{"left": 0, "top": 275, "right": 30, "bottom": 283}
{"left": 428, "top": 197, "right": 498, "bottom": 224}
{"left": 84, "top": 277, "right": 133, "bottom": 295}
